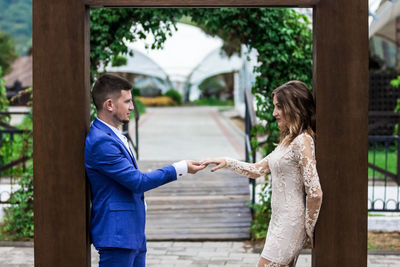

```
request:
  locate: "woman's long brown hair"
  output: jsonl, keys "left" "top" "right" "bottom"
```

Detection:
{"left": 272, "top": 80, "right": 316, "bottom": 146}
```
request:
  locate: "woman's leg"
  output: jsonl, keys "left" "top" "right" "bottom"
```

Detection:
{"left": 257, "top": 257, "right": 286, "bottom": 267}
{"left": 288, "top": 257, "right": 297, "bottom": 267}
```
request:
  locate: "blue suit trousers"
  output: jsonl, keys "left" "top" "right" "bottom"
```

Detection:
{"left": 98, "top": 248, "right": 146, "bottom": 267}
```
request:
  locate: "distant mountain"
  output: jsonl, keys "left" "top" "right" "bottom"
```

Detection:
{"left": 0, "top": 0, "right": 32, "bottom": 55}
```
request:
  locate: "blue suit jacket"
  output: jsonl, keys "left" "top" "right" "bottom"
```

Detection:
{"left": 84, "top": 118, "right": 177, "bottom": 250}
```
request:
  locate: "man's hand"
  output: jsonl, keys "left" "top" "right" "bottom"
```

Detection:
{"left": 200, "top": 158, "right": 227, "bottom": 172}
{"left": 186, "top": 160, "right": 207, "bottom": 174}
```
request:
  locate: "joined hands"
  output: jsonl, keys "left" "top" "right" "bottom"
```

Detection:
{"left": 186, "top": 158, "right": 227, "bottom": 174}
{"left": 186, "top": 160, "right": 206, "bottom": 174}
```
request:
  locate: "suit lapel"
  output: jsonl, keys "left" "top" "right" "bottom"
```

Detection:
{"left": 93, "top": 118, "right": 138, "bottom": 169}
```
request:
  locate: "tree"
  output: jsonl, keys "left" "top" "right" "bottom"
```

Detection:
{"left": 90, "top": 8, "right": 312, "bottom": 154}
{"left": 0, "top": 31, "right": 18, "bottom": 74}
{"left": 0, "top": 0, "right": 33, "bottom": 55}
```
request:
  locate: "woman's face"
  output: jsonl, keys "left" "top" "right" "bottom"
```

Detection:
{"left": 273, "top": 95, "right": 287, "bottom": 129}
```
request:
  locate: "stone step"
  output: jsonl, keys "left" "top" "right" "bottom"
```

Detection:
{"left": 141, "top": 160, "right": 252, "bottom": 241}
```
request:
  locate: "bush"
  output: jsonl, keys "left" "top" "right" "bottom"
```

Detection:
{"left": 249, "top": 182, "right": 272, "bottom": 239}
{"left": 0, "top": 110, "right": 33, "bottom": 240}
{"left": 0, "top": 66, "right": 10, "bottom": 123}
{"left": 1, "top": 164, "right": 34, "bottom": 240}
{"left": 137, "top": 96, "right": 176, "bottom": 107}
{"left": 130, "top": 98, "right": 146, "bottom": 120}
{"left": 111, "top": 55, "right": 127, "bottom": 67}
{"left": 164, "top": 89, "right": 182, "bottom": 105}
{"left": 193, "top": 97, "right": 233, "bottom": 106}
{"left": 132, "top": 87, "right": 141, "bottom": 97}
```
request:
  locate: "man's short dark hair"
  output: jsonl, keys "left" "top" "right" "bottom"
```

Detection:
{"left": 92, "top": 73, "right": 132, "bottom": 110}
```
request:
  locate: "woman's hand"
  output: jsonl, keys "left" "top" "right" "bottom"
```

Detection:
{"left": 200, "top": 158, "right": 227, "bottom": 172}
{"left": 307, "top": 233, "right": 314, "bottom": 249}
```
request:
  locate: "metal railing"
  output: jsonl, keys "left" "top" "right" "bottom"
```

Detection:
{"left": 244, "top": 88, "right": 257, "bottom": 206}
{"left": 0, "top": 111, "right": 31, "bottom": 204}
{"left": 122, "top": 99, "right": 140, "bottom": 160}
{"left": 368, "top": 135, "right": 400, "bottom": 212}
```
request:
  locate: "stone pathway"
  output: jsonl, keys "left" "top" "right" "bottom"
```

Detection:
{"left": 131, "top": 106, "right": 251, "bottom": 240}
{"left": 143, "top": 161, "right": 252, "bottom": 240}
{"left": 133, "top": 106, "right": 244, "bottom": 161}
{"left": 0, "top": 243, "right": 399, "bottom": 266}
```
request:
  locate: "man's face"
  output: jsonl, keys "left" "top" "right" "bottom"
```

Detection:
{"left": 112, "top": 90, "right": 134, "bottom": 125}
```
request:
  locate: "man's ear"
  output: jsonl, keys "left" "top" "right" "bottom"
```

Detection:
{"left": 103, "top": 99, "right": 113, "bottom": 112}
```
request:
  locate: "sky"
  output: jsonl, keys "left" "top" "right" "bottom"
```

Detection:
{"left": 128, "top": 23, "right": 223, "bottom": 82}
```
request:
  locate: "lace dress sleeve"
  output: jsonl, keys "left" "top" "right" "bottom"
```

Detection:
{"left": 224, "top": 155, "right": 270, "bottom": 179}
{"left": 296, "top": 134, "right": 323, "bottom": 241}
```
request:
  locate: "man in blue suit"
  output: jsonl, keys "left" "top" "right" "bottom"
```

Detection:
{"left": 85, "top": 73, "right": 205, "bottom": 267}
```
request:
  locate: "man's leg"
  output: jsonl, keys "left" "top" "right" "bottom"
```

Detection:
{"left": 98, "top": 248, "right": 136, "bottom": 267}
{"left": 132, "top": 250, "right": 146, "bottom": 267}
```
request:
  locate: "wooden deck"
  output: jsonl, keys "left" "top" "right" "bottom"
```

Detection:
{"left": 141, "top": 161, "right": 252, "bottom": 241}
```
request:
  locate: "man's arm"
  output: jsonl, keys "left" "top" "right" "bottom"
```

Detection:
{"left": 91, "top": 139, "right": 206, "bottom": 193}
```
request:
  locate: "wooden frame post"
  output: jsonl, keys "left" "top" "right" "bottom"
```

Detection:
{"left": 33, "top": 1, "right": 368, "bottom": 266}
{"left": 33, "top": 1, "right": 91, "bottom": 266}
{"left": 313, "top": 0, "right": 368, "bottom": 266}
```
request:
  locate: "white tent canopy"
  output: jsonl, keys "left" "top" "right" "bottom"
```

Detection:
{"left": 369, "top": 0, "right": 400, "bottom": 43}
{"left": 188, "top": 48, "right": 243, "bottom": 85}
{"left": 105, "top": 49, "right": 169, "bottom": 80}
{"left": 127, "top": 23, "right": 223, "bottom": 81}
{"left": 187, "top": 48, "right": 243, "bottom": 101}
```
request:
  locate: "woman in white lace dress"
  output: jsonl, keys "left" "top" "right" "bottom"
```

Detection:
{"left": 201, "top": 81, "right": 323, "bottom": 267}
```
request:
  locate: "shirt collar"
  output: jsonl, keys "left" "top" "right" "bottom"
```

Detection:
{"left": 97, "top": 117, "right": 123, "bottom": 136}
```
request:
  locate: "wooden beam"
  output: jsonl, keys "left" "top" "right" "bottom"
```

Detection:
{"left": 32, "top": 0, "right": 368, "bottom": 266}
{"left": 313, "top": 0, "right": 368, "bottom": 266}
{"left": 33, "top": 0, "right": 91, "bottom": 266}
{"left": 85, "top": 0, "right": 319, "bottom": 8}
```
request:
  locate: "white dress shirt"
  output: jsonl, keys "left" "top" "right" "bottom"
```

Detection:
{"left": 97, "top": 118, "right": 188, "bottom": 178}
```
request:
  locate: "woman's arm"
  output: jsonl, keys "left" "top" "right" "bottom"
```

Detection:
{"left": 296, "top": 134, "right": 323, "bottom": 248}
{"left": 201, "top": 156, "right": 270, "bottom": 179}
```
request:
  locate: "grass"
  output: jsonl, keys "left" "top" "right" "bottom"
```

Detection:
{"left": 368, "top": 146, "right": 397, "bottom": 179}
{"left": 368, "top": 231, "right": 400, "bottom": 250}
{"left": 250, "top": 231, "right": 400, "bottom": 251}
{"left": 192, "top": 98, "right": 233, "bottom": 106}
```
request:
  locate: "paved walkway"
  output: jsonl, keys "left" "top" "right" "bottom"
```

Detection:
{"left": 134, "top": 107, "right": 251, "bottom": 240}
{"left": 1, "top": 107, "right": 400, "bottom": 266}
{"left": 0, "top": 243, "right": 399, "bottom": 267}
{"left": 133, "top": 106, "right": 244, "bottom": 161}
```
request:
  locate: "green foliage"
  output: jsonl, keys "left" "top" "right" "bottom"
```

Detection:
{"left": 164, "top": 89, "right": 182, "bottom": 105}
{"left": 90, "top": 8, "right": 312, "bottom": 155}
{"left": 0, "top": 109, "right": 33, "bottom": 240}
{"left": 368, "top": 146, "right": 397, "bottom": 179}
{"left": 198, "top": 76, "right": 226, "bottom": 98}
{"left": 0, "top": 0, "right": 32, "bottom": 55}
{"left": 133, "top": 98, "right": 146, "bottom": 116}
{"left": 132, "top": 87, "right": 141, "bottom": 97}
{"left": 0, "top": 66, "right": 10, "bottom": 123}
{"left": 249, "top": 182, "right": 272, "bottom": 239}
{"left": 193, "top": 97, "right": 233, "bottom": 106}
{"left": 391, "top": 75, "right": 400, "bottom": 88}
{"left": 111, "top": 55, "right": 128, "bottom": 67}
{"left": 0, "top": 32, "right": 18, "bottom": 74}
{"left": 391, "top": 76, "right": 400, "bottom": 135}
{"left": 2, "top": 164, "right": 34, "bottom": 240}
{"left": 90, "top": 8, "right": 185, "bottom": 81}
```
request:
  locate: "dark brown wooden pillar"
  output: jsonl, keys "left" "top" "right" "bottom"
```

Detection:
{"left": 32, "top": 0, "right": 368, "bottom": 266}
{"left": 313, "top": 0, "right": 368, "bottom": 266}
{"left": 33, "top": 0, "right": 91, "bottom": 266}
